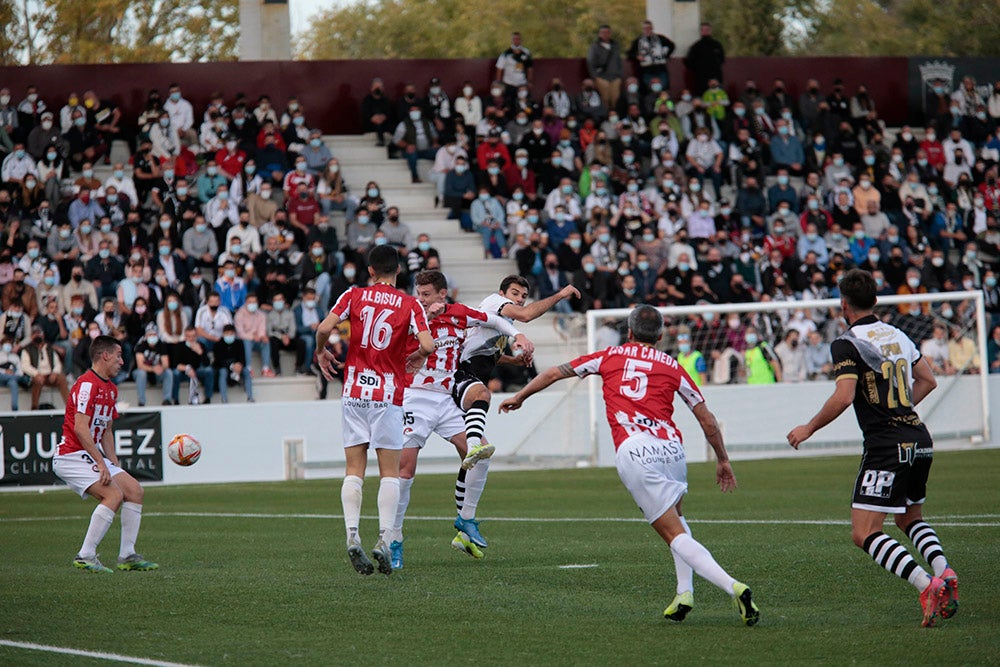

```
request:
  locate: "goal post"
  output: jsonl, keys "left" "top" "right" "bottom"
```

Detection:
{"left": 584, "top": 290, "right": 990, "bottom": 462}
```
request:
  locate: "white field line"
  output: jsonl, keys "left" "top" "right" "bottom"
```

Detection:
{"left": 1, "top": 511, "right": 998, "bottom": 528}
{"left": 0, "top": 639, "right": 201, "bottom": 667}
{"left": 558, "top": 563, "right": 599, "bottom": 569}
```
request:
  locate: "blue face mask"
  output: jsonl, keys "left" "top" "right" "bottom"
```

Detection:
{"left": 223, "top": 334, "right": 237, "bottom": 344}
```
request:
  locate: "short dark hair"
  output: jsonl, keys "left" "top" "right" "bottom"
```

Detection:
{"left": 90, "top": 335, "right": 121, "bottom": 363}
{"left": 499, "top": 274, "right": 529, "bottom": 293}
{"left": 367, "top": 245, "right": 399, "bottom": 276}
{"left": 628, "top": 305, "right": 664, "bottom": 344}
{"left": 839, "top": 268, "right": 877, "bottom": 310}
{"left": 415, "top": 270, "right": 448, "bottom": 293}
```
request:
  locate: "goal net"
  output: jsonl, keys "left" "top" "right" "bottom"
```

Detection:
{"left": 584, "top": 291, "right": 989, "bottom": 461}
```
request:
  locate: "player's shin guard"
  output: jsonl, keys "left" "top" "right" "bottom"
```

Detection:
{"left": 393, "top": 477, "right": 414, "bottom": 541}
{"left": 464, "top": 400, "right": 489, "bottom": 447}
{"left": 459, "top": 458, "right": 490, "bottom": 521}
{"left": 674, "top": 516, "right": 695, "bottom": 595}
{"left": 377, "top": 477, "right": 400, "bottom": 543}
{"left": 906, "top": 520, "right": 949, "bottom": 578}
{"left": 341, "top": 475, "right": 364, "bottom": 544}
{"left": 79, "top": 504, "right": 116, "bottom": 559}
{"left": 455, "top": 467, "right": 467, "bottom": 513}
{"left": 119, "top": 502, "right": 143, "bottom": 559}
{"left": 669, "top": 533, "right": 737, "bottom": 594}
{"left": 863, "top": 531, "right": 931, "bottom": 591}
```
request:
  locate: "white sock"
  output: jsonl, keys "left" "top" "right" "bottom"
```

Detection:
{"left": 674, "top": 516, "right": 694, "bottom": 595}
{"left": 79, "top": 504, "right": 116, "bottom": 559}
{"left": 459, "top": 458, "right": 490, "bottom": 521}
{"left": 377, "top": 477, "right": 400, "bottom": 543}
{"left": 341, "top": 475, "right": 363, "bottom": 545}
{"left": 669, "top": 533, "right": 737, "bottom": 596}
{"left": 119, "top": 502, "right": 143, "bottom": 559}
{"left": 393, "top": 477, "right": 414, "bottom": 540}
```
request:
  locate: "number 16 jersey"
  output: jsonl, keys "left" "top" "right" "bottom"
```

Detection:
{"left": 571, "top": 342, "right": 704, "bottom": 450}
{"left": 330, "top": 284, "right": 430, "bottom": 406}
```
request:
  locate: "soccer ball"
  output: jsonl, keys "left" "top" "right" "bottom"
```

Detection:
{"left": 167, "top": 434, "right": 201, "bottom": 466}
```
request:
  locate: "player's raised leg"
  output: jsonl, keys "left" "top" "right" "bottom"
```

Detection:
{"left": 460, "top": 382, "right": 494, "bottom": 470}
{"left": 853, "top": 508, "right": 944, "bottom": 627}
{"left": 342, "top": 444, "right": 373, "bottom": 575}
{"left": 112, "top": 471, "right": 157, "bottom": 571}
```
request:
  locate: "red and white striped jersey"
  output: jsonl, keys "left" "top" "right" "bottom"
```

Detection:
{"left": 330, "top": 284, "right": 430, "bottom": 406}
{"left": 59, "top": 369, "right": 119, "bottom": 456}
{"left": 405, "top": 303, "right": 493, "bottom": 393}
{"left": 570, "top": 343, "right": 704, "bottom": 450}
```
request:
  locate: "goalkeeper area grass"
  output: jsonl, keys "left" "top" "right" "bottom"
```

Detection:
{"left": 1, "top": 450, "right": 997, "bottom": 665}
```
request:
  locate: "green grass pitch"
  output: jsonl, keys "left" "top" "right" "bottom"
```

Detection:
{"left": 1, "top": 450, "right": 998, "bottom": 666}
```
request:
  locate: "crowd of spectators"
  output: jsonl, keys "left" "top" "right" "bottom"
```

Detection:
{"left": 360, "top": 24, "right": 1000, "bottom": 384}
{"left": 3, "top": 31, "right": 1000, "bottom": 409}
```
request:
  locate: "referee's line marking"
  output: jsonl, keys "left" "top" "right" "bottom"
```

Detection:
{"left": 2, "top": 511, "right": 998, "bottom": 528}
{"left": 0, "top": 639, "right": 201, "bottom": 667}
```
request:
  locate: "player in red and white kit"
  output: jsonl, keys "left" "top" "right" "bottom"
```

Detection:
{"left": 316, "top": 245, "right": 434, "bottom": 576}
{"left": 52, "top": 335, "right": 158, "bottom": 573}
{"left": 500, "top": 305, "right": 760, "bottom": 625}
{"left": 389, "top": 270, "right": 533, "bottom": 568}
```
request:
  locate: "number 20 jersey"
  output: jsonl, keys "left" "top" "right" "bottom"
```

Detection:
{"left": 330, "top": 284, "right": 430, "bottom": 406}
{"left": 570, "top": 343, "right": 704, "bottom": 450}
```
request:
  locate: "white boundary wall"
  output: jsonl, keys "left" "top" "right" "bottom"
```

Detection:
{"left": 2, "top": 376, "right": 996, "bottom": 490}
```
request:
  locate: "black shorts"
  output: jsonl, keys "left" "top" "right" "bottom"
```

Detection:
{"left": 451, "top": 369, "right": 485, "bottom": 410}
{"left": 851, "top": 440, "right": 933, "bottom": 514}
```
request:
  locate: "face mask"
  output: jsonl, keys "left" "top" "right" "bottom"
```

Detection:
{"left": 907, "top": 277, "right": 920, "bottom": 289}
{"left": 164, "top": 169, "right": 174, "bottom": 180}
{"left": 777, "top": 175, "right": 789, "bottom": 186}
{"left": 931, "top": 256, "right": 944, "bottom": 267}
{"left": 678, "top": 262, "right": 690, "bottom": 272}
{"left": 95, "top": 248, "right": 110, "bottom": 260}
{"left": 190, "top": 277, "right": 203, "bottom": 287}
{"left": 357, "top": 215, "right": 370, "bottom": 225}
{"left": 986, "top": 277, "right": 997, "bottom": 288}
{"left": 225, "top": 268, "right": 237, "bottom": 278}
{"left": 1, "top": 343, "right": 11, "bottom": 353}
{"left": 88, "top": 329, "right": 100, "bottom": 339}
{"left": 409, "top": 110, "right": 422, "bottom": 121}
{"left": 745, "top": 333, "right": 758, "bottom": 345}
{"left": 246, "top": 302, "right": 258, "bottom": 313}
{"left": 833, "top": 158, "right": 844, "bottom": 167}
{"left": 734, "top": 107, "right": 746, "bottom": 117}
{"left": 367, "top": 187, "right": 380, "bottom": 198}
{"left": 583, "top": 262, "right": 595, "bottom": 273}
{"left": 678, "top": 342, "right": 691, "bottom": 354}
{"left": 217, "top": 191, "right": 230, "bottom": 201}
{"left": 135, "top": 304, "right": 148, "bottom": 315}
{"left": 159, "top": 219, "right": 172, "bottom": 230}
{"left": 273, "top": 301, "right": 285, "bottom": 311}
{"left": 869, "top": 252, "right": 880, "bottom": 263}
{"left": 926, "top": 133, "right": 936, "bottom": 142}
{"left": 778, "top": 126, "right": 789, "bottom": 136}
{"left": 292, "top": 116, "right": 305, "bottom": 127}
{"left": 170, "top": 92, "right": 181, "bottom": 102}
{"left": 690, "top": 182, "right": 701, "bottom": 192}
{"left": 374, "top": 237, "right": 388, "bottom": 246}
{"left": 167, "top": 300, "right": 179, "bottom": 312}
{"left": 774, "top": 226, "right": 785, "bottom": 236}
{"left": 344, "top": 268, "right": 357, "bottom": 280}
{"left": 623, "top": 154, "right": 635, "bottom": 164}
{"left": 80, "top": 224, "right": 92, "bottom": 235}
{"left": 527, "top": 214, "right": 540, "bottom": 224}
{"left": 478, "top": 193, "right": 490, "bottom": 202}
{"left": 222, "top": 334, "right": 237, "bottom": 344}
{"left": 721, "top": 207, "right": 733, "bottom": 217}
{"left": 159, "top": 246, "right": 172, "bottom": 257}
{"left": 43, "top": 275, "right": 55, "bottom": 286}
{"left": 552, "top": 157, "right": 563, "bottom": 167}
{"left": 569, "top": 239, "right": 581, "bottom": 249}
{"left": 58, "top": 229, "right": 70, "bottom": 239}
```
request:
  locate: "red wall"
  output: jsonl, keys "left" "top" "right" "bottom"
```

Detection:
{"left": 0, "top": 57, "right": 910, "bottom": 135}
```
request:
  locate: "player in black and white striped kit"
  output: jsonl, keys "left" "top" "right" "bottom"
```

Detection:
{"left": 788, "top": 269, "right": 959, "bottom": 628}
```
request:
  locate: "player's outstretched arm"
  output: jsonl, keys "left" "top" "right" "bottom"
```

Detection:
{"left": 498, "top": 362, "right": 576, "bottom": 412}
{"left": 692, "top": 402, "right": 737, "bottom": 492}
{"left": 500, "top": 285, "right": 581, "bottom": 323}
{"left": 787, "top": 377, "right": 856, "bottom": 449}
{"left": 315, "top": 312, "right": 344, "bottom": 380}
{"left": 911, "top": 356, "right": 937, "bottom": 406}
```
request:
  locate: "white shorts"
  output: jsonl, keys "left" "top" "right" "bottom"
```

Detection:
{"left": 615, "top": 433, "right": 688, "bottom": 523}
{"left": 402, "top": 388, "right": 466, "bottom": 449}
{"left": 53, "top": 451, "right": 127, "bottom": 499}
{"left": 342, "top": 397, "right": 404, "bottom": 450}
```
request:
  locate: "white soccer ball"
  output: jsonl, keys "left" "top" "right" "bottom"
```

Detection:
{"left": 167, "top": 434, "right": 202, "bottom": 467}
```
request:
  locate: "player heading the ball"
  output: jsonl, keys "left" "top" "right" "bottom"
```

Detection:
{"left": 316, "top": 245, "right": 434, "bottom": 576}
{"left": 52, "top": 335, "right": 158, "bottom": 573}
{"left": 501, "top": 304, "right": 760, "bottom": 626}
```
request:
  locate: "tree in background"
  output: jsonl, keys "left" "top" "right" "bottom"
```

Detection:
{"left": 296, "top": 0, "right": 646, "bottom": 60}
{"left": 8, "top": 0, "right": 237, "bottom": 64}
